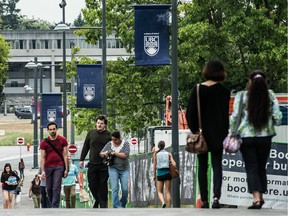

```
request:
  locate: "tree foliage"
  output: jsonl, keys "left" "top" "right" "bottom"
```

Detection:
{"left": 0, "top": 34, "right": 10, "bottom": 105}
{"left": 73, "top": 13, "right": 86, "bottom": 27}
{"left": 0, "top": 0, "right": 53, "bottom": 30}
{"left": 18, "top": 17, "right": 53, "bottom": 30}
{"left": 71, "top": 0, "right": 287, "bottom": 134}
{"left": 0, "top": 0, "right": 21, "bottom": 29}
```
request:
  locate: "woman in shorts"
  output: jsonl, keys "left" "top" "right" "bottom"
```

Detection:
{"left": 153, "top": 141, "right": 176, "bottom": 208}
{"left": 1, "top": 163, "right": 20, "bottom": 208}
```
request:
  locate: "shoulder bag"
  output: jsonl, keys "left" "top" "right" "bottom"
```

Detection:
{"left": 169, "top": 163, "right": 179, "bottom": 179}
{"left": 223, "top": 92, "right": 244, "bottom": 153}
{"left": 169, "top": 154, "right": 179, "bottom": 179}
{"left": 44, "top": 138, "right": 68, "bottom": 177}
{"left": 185, "top": 84, "right": 208, "bottom": 154}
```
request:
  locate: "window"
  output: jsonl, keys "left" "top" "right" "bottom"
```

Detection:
{"left": 42, "top": 40, "right": 50, "bottom": 49}
{"left": 15, "top": 40, "right": 20, "bottom": 49}
{"left": 19, "top": 40, "right": 24, "bottom": 49}
{"left": 11, "top": 81, "right": 18, "bottom": 87}
{"left": 31, "top": 40, "right": 36, "bottom": 49}
{"left": 36, "top": 40, "right": 41, "bottom": 49}
{"left": 69, "top": 40, "right": 75, "bottom": 48}
{"left": 57, "top": 40, "right": 61, "bottom": 49}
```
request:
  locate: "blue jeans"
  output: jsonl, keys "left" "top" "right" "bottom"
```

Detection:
{"left": 108, "top": 166, "right": 129, "bottom": 208}
{"left": 45, "top": 166, "right": 64, "bottom": 208}
{"left": 19, "top": 169, "right": 24, "bottom": 179}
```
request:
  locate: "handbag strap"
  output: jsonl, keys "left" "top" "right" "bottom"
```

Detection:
{"left": 232, "top": 91, "right": 244, "bottom": 136}
{"left": 44, "top": 138, "right": 65, "bottom": 163}
{"left": 196, "top": 84, "right": 202, "bottom": 131}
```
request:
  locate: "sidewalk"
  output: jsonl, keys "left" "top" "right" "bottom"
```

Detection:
{"left": 1, "top": 168, "right": 287, "bottom": 216}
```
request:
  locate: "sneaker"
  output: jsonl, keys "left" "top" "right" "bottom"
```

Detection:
{"left": 162, "top": 203, "right": 166, "bottom": 208}
{"left": 212, "top": 199, "right": 220, "bottom": 209}
{"left": 201, "top": 201, "right": 209, "bottom": 208}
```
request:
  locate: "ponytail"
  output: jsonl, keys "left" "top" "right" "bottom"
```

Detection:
{"left": 248, "top": 71, "right": 269, "bottom": 131}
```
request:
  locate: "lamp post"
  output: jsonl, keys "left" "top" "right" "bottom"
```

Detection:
{"left": 55, "top": 0, "right": 107, "bottom": 117}
{"left": 102, "top": 0, "right": 107, "bottom": 116}
{"left": 25, "top": 61, "right": 38, "bottom": 169}
{"left": 70, "top": 41, "right": 75, "bottom": 144}
{"left": 171, "top": 0, "right": 180, "bottom": 207}
{"left": 54, "top": 23, "right": 104, "bottom": 145}
{"left": 37, "top": 63, "right": 50, "bottom": 141}
{"left": 59, "top": 0, "right": 68, "bottom": 138}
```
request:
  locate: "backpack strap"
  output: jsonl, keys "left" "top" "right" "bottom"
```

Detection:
{"left": 44, "top": 138, "right": 65, "bottom": 163}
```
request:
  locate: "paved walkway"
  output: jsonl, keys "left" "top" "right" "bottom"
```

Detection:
{"left": 0, "top": 206, "right": 287, "bottom": 216}
{"left": 0, "top": 168, "right": 286, "bottom": 215}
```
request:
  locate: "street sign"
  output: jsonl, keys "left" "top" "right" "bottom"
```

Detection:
{"left": 68, "top": 145, "right": 77, "bottom": 155}
{"left": 17, "top": 137, "right": 25, "bottom": 145}
{"left": 131, "top": 138, "right": 137, "bottom": 145}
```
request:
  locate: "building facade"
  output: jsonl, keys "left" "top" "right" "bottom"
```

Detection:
{"left": 0, "top": 30, "right": 131, "bottom": 111}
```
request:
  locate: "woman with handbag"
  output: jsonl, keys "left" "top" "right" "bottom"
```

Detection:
{"left": 186, "top": 60, "right": 230, "bottom": 208}
{"left": 229, "top": 71, "right": 282, "bottom": 209}
{"left": 153, "top": 140, "right": 177, "bottom": 208}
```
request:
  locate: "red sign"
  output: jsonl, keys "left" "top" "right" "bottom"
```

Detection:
{"left": 17, "top": 137, "right": 25, "bottom": 145}
{"left": 68, "top": 145, "right": 77, "bottom": 155}
{"left": 131, "top": 138, "right": 137, "bottom": 145}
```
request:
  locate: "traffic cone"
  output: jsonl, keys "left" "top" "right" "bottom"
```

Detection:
{"left": 195, "top": 193, "right": 202, "bottom": 208}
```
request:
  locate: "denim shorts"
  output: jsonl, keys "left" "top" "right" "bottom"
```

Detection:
{"left": 3, "top": 189, "right": 14, "bottom": 193}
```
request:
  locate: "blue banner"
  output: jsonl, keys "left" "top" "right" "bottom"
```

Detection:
{"left": 76, "top": 64, "right": 102, "bottom": 108}
{"left": 41, "top": 93, "right": 62, "bottom": 128}
{"left": 134, "top": 5, "right": 171, "bottom": 66}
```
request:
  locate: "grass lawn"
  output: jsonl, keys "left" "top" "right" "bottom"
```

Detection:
{"left": 0, "top": 118, "right": 86, "bottom": 146}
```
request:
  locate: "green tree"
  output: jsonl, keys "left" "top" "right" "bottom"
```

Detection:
{"left": 18, "top": 17, "right": 53, "bottom": 30}
{"left": 73, "top": 13, "right": 86, "bottom": 27}
{"left": 0, "top": 0, "right": 21, "bottom": 29}
{"left": 0, "top": 34, "right": 10, "bottom": 106}
{"left": 71, "top": 0, "right": 287, "bottom": 134}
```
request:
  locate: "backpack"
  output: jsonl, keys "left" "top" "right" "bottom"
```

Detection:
{"left": 19, "top": 162, "right": 25, "bottom": 170}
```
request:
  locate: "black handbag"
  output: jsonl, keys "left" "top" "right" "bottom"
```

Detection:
{"left": 44, "top": 138, "right": 68, "bottom": 177}
{"left": 103, "top": 151, "right": 114, "bottom": 166}
{"left": 186, "top": 84, "right": 208, "bottom": 154}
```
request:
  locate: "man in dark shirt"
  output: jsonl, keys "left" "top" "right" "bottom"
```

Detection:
{"left": 79, "top": 115, "right": 111, "bottom": 208}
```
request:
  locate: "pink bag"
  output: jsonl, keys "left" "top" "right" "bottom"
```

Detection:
{"left": 223, "top": 135, "right": 242, "bottom": 153}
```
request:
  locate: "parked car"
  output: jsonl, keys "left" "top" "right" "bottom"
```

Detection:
{"left": 14, "top": 108, "right": 32, "bottom": 119}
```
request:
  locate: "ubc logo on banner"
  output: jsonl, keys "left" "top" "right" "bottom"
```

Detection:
{"left": 134, "top": 5, "right": 170, "bottom": 66}
{"left": 41, "top": 93, "right": 62, "bottom": 128}
{"left": 83, "top": 84, "right": 95, "bottom": 102}
{"left": 47, "top": 109, "right": 56, "bottom": 122}
{"left": 76, "top": 64, "right": 102, "bottom": 108}
{"left": 144, "top": 34, "right": 159, "bottom": 56}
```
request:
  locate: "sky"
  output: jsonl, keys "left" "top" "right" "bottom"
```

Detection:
{"left": 17, "top": 0, "right": 86, "bottom": 24}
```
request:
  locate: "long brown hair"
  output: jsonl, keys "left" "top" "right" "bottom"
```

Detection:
{"left": 156, "top": 140, "right": 165, "bottom": 154}
{"left": 248, "top": 70, "right": 269, "bottom": 131}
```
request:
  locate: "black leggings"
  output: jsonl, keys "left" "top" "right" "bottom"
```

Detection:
{"left": 197, "top": 150, "right": 223, "bottom": 202}
{"left": 240, "top": 136, "right": 272, "bottom": 193}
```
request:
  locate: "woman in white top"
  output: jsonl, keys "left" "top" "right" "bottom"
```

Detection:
{"left": 100, "top": 131, "right": 130, "bottom": 208}
{"left": 153, "top": 140, "right": 176, "bottom": 208}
